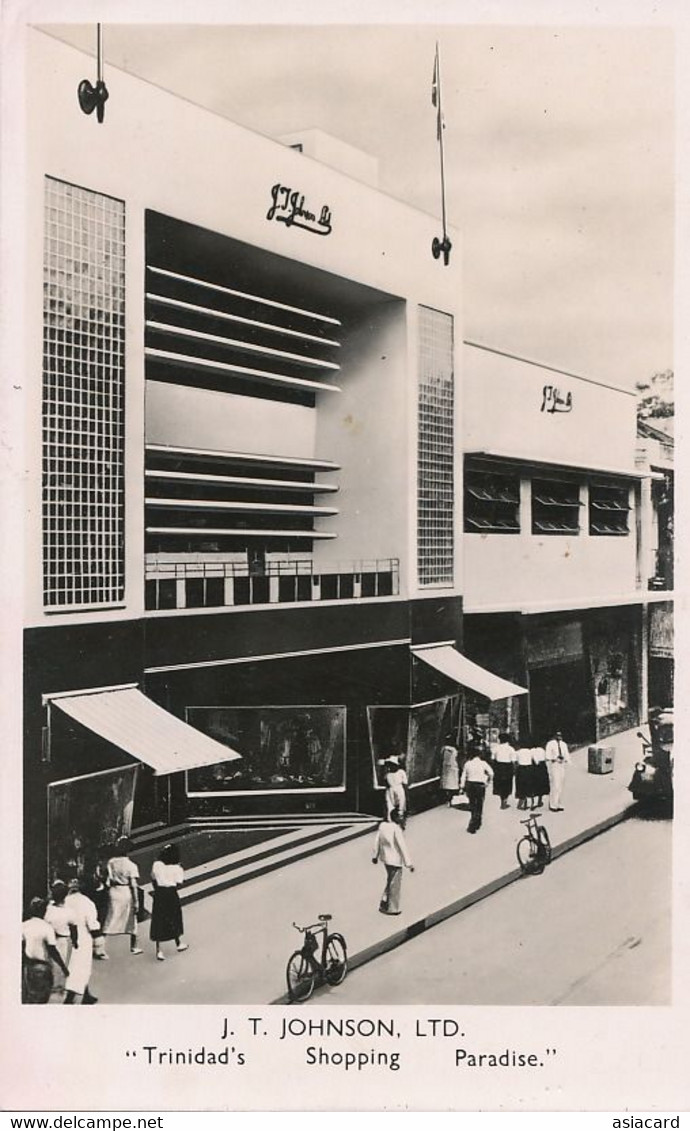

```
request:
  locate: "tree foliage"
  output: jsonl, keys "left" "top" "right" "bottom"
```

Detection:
{"left": 636, "top": 369, "right": 674, "bottom": 421}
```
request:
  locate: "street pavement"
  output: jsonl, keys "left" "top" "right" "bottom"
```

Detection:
{"left": 307, "top": 814, "right": 671, "bottom": 1005}
{"left": 90, "top": 726, "right": 649, "bottom": 1005}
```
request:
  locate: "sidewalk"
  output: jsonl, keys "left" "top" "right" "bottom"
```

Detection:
{"left": 90, "top": 727, "right": 643, "bottom": 1005}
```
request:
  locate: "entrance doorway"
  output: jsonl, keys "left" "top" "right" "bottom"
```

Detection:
{"left": 528, "top": 661, "right": 595, "bottom": 748}
{"left": 132, "top": 765, "right": 170, "bottom": 831}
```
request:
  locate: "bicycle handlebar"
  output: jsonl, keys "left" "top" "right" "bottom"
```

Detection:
{"left": 520, "top": 813, "right": 543, "bottom": 824}
{"left": 292, "top": 920, "right": 327, "bottom": 934}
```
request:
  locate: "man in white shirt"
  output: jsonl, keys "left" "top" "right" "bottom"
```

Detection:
{"left": 545, "top": 730, "right": 571, "bottom": 811}
{"left": 372, "top": 810, "right": 414, "bottom": 915}
{"left": 460, "top": 750, "right": 494, "bottom": 834}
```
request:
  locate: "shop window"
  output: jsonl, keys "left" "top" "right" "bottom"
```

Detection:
{"left": 464, "top": 469, "right": 520, "bottom": 534}
{"left": 186, "top": 706, "right": 346, "bottom": 794}
{"left": 367, "top": 698, "right": 458, "bottom": 788}
{"left": 532, "top": 478, "right": 581, "bottom": 535}
{"left": 589, "top": 481, "right": 630, "bottom": 536}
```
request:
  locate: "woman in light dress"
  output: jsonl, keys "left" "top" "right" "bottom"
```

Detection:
{"left": 44, "top": 880, "right": 77, "bottom": 1002}
{"left": 64, "top": 876, "right": 100, "bottom": 1004}
{"left": 103, "top": 837, "right": 142, "bottom": 956}
{"left": 383, "top": 755, "right": 409, "bottom": 827}
{"left": 439, "top": 737, "right": 460, "bottom": 806}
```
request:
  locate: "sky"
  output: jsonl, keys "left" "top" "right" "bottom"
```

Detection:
{"left": 40, "top": 18, "right": 675, "bottom": 391}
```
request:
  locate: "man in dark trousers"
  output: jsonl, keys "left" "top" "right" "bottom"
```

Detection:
{"left": 460, "top": 747, "right": 495, "bottom": 833}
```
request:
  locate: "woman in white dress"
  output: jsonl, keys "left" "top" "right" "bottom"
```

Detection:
{"left": 44, "top": 880, "right": 77, "bottom": 1003}
{"left": 64, "top": 877, "right": 100, "bottom": 1004}
{"left": 383, "top": 755, "right": 409, "bottom": 827}
{"left": 439, "top": 738, "right": 460, "bottom": 805}
{"left": 103, "top": 837, "right": 142, "bottom": 956}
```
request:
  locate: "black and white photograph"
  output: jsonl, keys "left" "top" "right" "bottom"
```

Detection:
{"left": 0, "top": 0, "right": 687, "bottom": 1115}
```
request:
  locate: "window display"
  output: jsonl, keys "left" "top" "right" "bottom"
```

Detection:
{"left": 186, "top": 706, "right": 346, "bottom": 794}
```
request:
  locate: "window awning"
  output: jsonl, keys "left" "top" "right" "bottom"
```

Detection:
{"left": 412, "top": 644, "right": 528, "bottom": 702}
{"left": 51, "top": 687, "right": 241, "bottom": 775}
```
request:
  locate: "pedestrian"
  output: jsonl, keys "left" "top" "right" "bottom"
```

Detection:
{"left": 439, "top": 735, "right": 460, "bottom": 806}
{"left": 150, "top": 843, "right": 189, "bottom": 961}
{"left": 382, "top": 755, "right": 409, "bottom": 827}
{"left": 491, "top": 732, "right": 516, "bottom": 810}
{"left": 545, "top": 730, "right": 571, "bottom": 811}
{"left": 515, "top": 735, "right": 535, "bottom": 811}
{"left": 531, "top": 741, "right": 550, "bottom": 810}
{"left": 64, "top": 876, "right": 101, "bottom": 1004}
{"left": 103, "top": 836, "right": 142, "bottom": 956}
{"left": 44, "top": 880, "right": 78, "bottom": 1002}
{"left": 21, "top": 897, "right": 70, "bottom": 1004}
{"left": 89, "top": 854, "right": 110, "bottom": 961}
{"left": 372, "top": 809, "right": 414, "bottom": 915}
{"left": 459, "top": 748, "right": 494, "bottom": 833}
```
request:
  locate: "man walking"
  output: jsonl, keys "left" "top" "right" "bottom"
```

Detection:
{"left": 459, "top": 748, "right": 494, "bottom": 833}
{"left": 545, "top": 729, "right": 570, "bottom": 811}
{"left": 372, "top": 809, "right": 414, "bottom": 915}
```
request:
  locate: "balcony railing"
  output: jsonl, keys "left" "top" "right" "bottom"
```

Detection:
{"left": 145, "top": 556, "right": 400, "bottom": 611}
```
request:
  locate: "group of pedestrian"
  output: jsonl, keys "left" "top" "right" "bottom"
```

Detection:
{"left": 371, "top": 726, "right": 572, "bottom": 913}
{"left": 21, "top": 837, "right": 189, "bottom": 1003}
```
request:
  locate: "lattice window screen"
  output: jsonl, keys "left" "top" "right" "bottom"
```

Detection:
{"left": 43, "top": 178, "right": 125, "bottom": 608}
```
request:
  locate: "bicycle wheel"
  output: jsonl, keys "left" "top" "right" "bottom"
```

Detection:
{"left": 324, "top": 933, "right": 348, "bottom": 986}
{"left": 286, "top": 950, "right": 316, "bottom": 1002}
{"left": 537, "top": 825, "right": 552, "bottom": 865}
{"left": 516, "top": 835, "right": 542, "bottom": 875}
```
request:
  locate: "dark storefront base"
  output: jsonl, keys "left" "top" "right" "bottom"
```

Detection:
{"left": 23, "top": 595, "right": 463, "bottom": 898}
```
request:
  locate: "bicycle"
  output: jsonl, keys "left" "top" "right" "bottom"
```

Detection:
{"left": 285, "top": 914, "right": 348, "bottom": 1002}
{"left": 516, "top": 812, "right": 552, "bottom": 875}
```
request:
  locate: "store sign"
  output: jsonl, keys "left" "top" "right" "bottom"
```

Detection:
{"left": 266, "top": 183, "right": 333, "bottom": 236}
{"left": 541, "top": 384, "right": 573, "bottom": 414}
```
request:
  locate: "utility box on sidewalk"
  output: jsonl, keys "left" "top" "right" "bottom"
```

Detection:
{"left": 588, "top": 745, "right": 615, "bottom": 774}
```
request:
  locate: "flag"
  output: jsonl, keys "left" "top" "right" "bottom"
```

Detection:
{"left": 431, "top": 45, "right": 439, "bottom": 107}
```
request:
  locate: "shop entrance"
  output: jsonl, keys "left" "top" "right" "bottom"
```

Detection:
{"left": 528, "top": 661, "right": 595, "bottom": 748}
{"left": 132, "top": 765, "right": 170, "bottom": 830}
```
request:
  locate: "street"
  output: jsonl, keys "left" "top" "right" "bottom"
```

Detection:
{"left": 309, "top": 814, "right": 671, "bottom": 1006}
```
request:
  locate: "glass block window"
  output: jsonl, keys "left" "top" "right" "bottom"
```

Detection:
{"left": 43, "top": 178, "right": 125, "bottom": 608}
{"left": 417, "top": 306, "right": 454, "bottom": 586}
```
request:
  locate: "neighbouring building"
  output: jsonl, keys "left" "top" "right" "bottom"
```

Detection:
{"left": 460, "top": 341, "right": 674, "bottom": 751}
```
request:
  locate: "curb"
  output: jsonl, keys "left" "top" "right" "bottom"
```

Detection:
{"left": 270, "top": 802, "right": 636, "bottom": 1005}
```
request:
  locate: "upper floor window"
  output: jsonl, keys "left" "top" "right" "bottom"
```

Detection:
{"left": 589, "top": 481, "right": 630, "bottom": 536}
{"left": 532, "top": 478, "right": 581, "bottom": 535}
{"left": 464, "top": 469, "right": 520, "bottom": 534}
{"left": 43, "top": 178, "right": 125, "bottom": 609}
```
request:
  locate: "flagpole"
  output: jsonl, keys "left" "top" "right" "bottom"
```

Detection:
{"left": 432, "top": 42, "right": 452, "bottom": 266}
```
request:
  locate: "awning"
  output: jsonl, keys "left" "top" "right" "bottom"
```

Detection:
{"left": 412, "top": 644, "right": 528, "bottom": 702}
{"left": 51, "top": 687, "right": 241, "bottom": 775}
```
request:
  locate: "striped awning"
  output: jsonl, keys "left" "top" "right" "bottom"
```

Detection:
{"left": 51, "top": 687, "right": 241, "bottom": 775}
{"left": 412, "top": 644, "right": 528, "bottom": 702}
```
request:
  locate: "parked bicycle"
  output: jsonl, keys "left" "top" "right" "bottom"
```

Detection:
{"left": 286, "top": 914, "right": 348, "bottom": 1002}
{"left": 516, "top": 812, "right": 552, "bottom": 875}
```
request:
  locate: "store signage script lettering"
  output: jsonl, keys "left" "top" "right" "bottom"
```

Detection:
{"left": 267, "top": 184, "right": 333, "bottom": 236}
{"left": 541, "top": 385, "right": 573, "bottom": 414}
